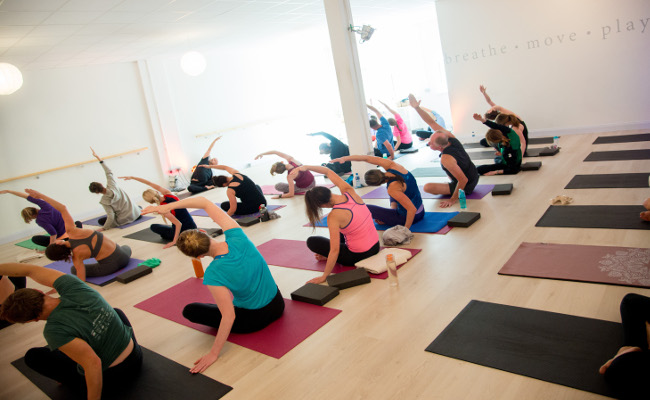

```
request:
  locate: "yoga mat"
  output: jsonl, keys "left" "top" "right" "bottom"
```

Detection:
{"left": 45, "top": 257, "right": 146, "bottom": 286}
{"left": 261, "top": 184, "right": 334, "bottom": 195}
{"left": 468, "top": 150, "right": 500, "bottom": 161}
{"left": 190, "top": 204, "right": 286, "bottom": 218}
{"left": 565, "top": 173, "right": 650, "bottom": 189}
{"left": 584, "top": 149, "right": 650, "bottom": 162}
{"left": 14, "top": 238, "right": 46, "bottom": 251}
{"left": 124, "top": 227, "right": 221, "bottom": 244}
{"left": 306, "top": 213, "right": 455, "bottom": 234}
{"left": 536, "top": 205, "right": 650, "bottom": 230}
{"left": 82, "top": 215, "right": 154, "bottom": 229}
{"left": 256, "top": 239, "right": 421, "bottom": 279}
{"left": 499, "top": 242, "right": 650, "bottom": 288}
{"left": 525, "top": 147, "right": 558, "bottom": 157}
{"left": 463, "top": 137, "right": 553, "bottom": 149}
{"left": 361, "top": 185, "right": 494, "bottom": 200}
{"left": 593, "top": 133, "right": 650, "bottom": 144}
{"left": 135, "top": 278, "right": 341, "bottom": 359}
{"left": 425, "top": 300, "right": 620, "bottom": 397}
{"left": 410, "top": 167, "right": 448, "bottom": 178}
{"left": 12, "top": 346, "right": 232, "bottom": 400}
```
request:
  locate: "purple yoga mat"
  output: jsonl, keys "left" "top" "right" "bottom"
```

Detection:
{"left": 361, "top": 184, "right": 494, "bottom": 200}
{"left": 135, "top": 278, "right": 341, "bottom": 359}
{"left": 256, "top": 239, "right": 421, "bottom": 279}
{"left": 190, "top": 204, "right": 286, "bottom": 218}
{"left": 499, "top": 242, "right": 650, "bottom": 288}
{"left": 82, "top": 215, "right": 154, "bottom": 229}
{"left": 261, "top": 184, "right": 334, "bottom": 195}
{"left": 44, "top": 257, "right": 146, "bottom": 286}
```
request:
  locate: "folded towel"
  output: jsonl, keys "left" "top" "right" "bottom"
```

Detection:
{"left": 355, "top": 248, "right": 413, "bottom": 274}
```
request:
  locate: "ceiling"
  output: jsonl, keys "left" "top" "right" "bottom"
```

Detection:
{"left": 0, "top": 0, "right": 432, "bottom": 71}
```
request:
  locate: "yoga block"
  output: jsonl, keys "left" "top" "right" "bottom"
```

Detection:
{"left": 116, "top": 265, "right": 152, "bottom": 284}
{"left": 521, "top": 161, "right": 542, "bottom": 171}
{"left": 447, "top": 212, "right": 481, "bottom": 227}
{"left": 327, "top": 268, "right": 371, "bottom": 289}
{"left": 400, "top": 148, "right": 419, "bottom": 154}
{"left": 492, "top": 183, "right": 513, "bottom": 196}
{"left": 210, "top": 229, "right": 223, "bottom": 237}
{"left": 291, "top": 283, "right": 339, "bottom": 306}
{"left": 540, "top": 147, "right": 560, "bottom": 156}
{"left": 238, "top": 216, "right": 260, "bottom": 227}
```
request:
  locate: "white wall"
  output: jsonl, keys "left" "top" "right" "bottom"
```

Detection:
{"left": 0, "top": 63, "right": 162, "bottom": 244}
{"left": 436, "top": 0, "right": 650, "bottom": 138}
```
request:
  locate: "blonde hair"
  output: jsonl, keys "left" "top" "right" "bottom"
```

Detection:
{"left": 21, "top": 207, "right": 38, "bottom": 223}
{"left": 177, "top": 230, "right": 211, "bottom": 258}
{"left": 142, "top": 189, "right": 161, "bottom": 205}
{"left": 270, "top": 162, "right": 286, "bottom": 176}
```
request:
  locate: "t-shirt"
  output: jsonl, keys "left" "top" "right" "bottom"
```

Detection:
{"left": 375, "top": 116, "right": 394, "bottom": 155}
{"left": 27, "top": 196, "right": 65, "bottom": 238}
{"left": 162, "top": 194, "right": 197, "bottom": 230}
{"left": 202, "top": 228, "right": 278, "bottom": 309}
{"left": 44, "top": 275, "right": 132, "bottom": 373}
{"left": 190, "top": 157, "right": 213, "bottom": 186}
{"left": 391, "top": 113, "right": 412, "bottom": 145}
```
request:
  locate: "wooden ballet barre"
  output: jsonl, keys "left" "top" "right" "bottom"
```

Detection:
{"left": 0, "top": 147, "right": 149, "bottom": 184}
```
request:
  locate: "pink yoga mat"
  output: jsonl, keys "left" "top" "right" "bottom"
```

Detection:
{"left": 135, "top": 278, "right": 341, "bottom": 359}
{"left": 499, "top": 242, "right": 650, "bottom": 288}
{"left": 261, "top": 184, "right": 334, "bottom": 195}
{"left": 257, "top": 239, "right": 421, "bottom": 279}
{"left": 361, "top": 184, "right": 494, "bottom": 200}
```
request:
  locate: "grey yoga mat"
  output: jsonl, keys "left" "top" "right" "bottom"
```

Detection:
{"left": 468, "top": 150, "right": 500, "bottom": 161}
{"left": 535, "top": 205, "right": 650, "bottom": 230}
{"left": 425, "top": 300, "right": 620, "bottom": 397}
{"left": 593, "top": 133, "right": 650, "bottom": 144}
{"left": 410, "top": 167, "right": 448, "bottom": 178}
{"left": 12, "top": 347, "right": 233, "bottom": 400}
{"left": 584, "top": 149, "right": 650, "bottom": 162}
{"left": 124, "top": 227, "right": 221, "bottom": 244}
{"left": 565, "top": 173, "right": 650, "bottom": 189}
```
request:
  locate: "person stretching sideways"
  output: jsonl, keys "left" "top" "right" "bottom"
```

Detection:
{"left": 255, "top": 150, "right": 316, "bottom": 198}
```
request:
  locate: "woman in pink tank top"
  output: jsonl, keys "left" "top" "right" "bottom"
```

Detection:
{"left": 301, "top": 165, "right": 380, "bottom": 284}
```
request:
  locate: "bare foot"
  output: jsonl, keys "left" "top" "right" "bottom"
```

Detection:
{"left": 641, "top": 211, "right": 650, "bottom": 222}
{"left": 374, "top": 219, "right": 385, "bottom": 225}
{"left": 599, "top": 346, "right": 642, "bottom": 374}
{"left": 484, "top": 170, "right": 500, "bottom": 176}
{"left": 314, "top": 254, "right": 327, "bottom": 261}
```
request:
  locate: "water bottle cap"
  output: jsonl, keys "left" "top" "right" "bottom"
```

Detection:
{"left": 386, "top": 254, "right": 394, "bottom": 261}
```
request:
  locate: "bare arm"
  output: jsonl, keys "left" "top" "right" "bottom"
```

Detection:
{"left": 200, "top": 164, "right": 238, "bottom": 175}
{"left": 58, "top": 339, "right": 103, "bottom": 400}
{"left": 0, "top": 190, "right": 28, "bottom": 199}
{"left": 189, "top": 285, "right": 234, "bottom": 373}
{"left": 119, "top": 176, "right": 171, "bottom": 196}
{"left": 332, "top": 154, "right": 396, "bottom": 171}
{"left": 366, "top": 104, "right": 382, "bottom": 119}
{"left": 307, "top": 219, "right": 341, "bottom": 284}
{"left": 0, "top": 263, "right": 64, "bottom": 288}
{"left": 408, "top": 94, "right": 451, "bottom": 135}
{"left": 162, "top": 212, "right": 182, "bottom": 249}
{"left": 479, "top": 85, "right": 496, "bottom": 107}
{"left": 439, "top": 155, "right": 468, "bottom": 208}
{"left": 254, "top": 150, "right": 296, "bottom": 163}
{"left": 225, "top": 189, "right": 238, "bottom": 217}
{"left": 378, "top": 100, "right": 398, "bottom": 116}
{"left": 202, "top": 136, "right": 222, "bottom": 159}
{"left": 382, "top": 140, "right": 395, "bottom": 160}
{"left": 72, "top": 254, "right": 87, "bottom": 282}
{"left": 387, "top": 184, "right": 417, "bottom": 229}
{"left": 24, "top": 189, "right": 78, "bottom": 233}
{"left": 298, "top": 165, "right": 354, "bottom": 196}
{"left": 142, "top": 196, "right": 239, "bottom": 231}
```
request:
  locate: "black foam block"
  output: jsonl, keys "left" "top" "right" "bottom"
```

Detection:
{"left": 238, "top": 216, "right": 260, "bottom": 227}
{"left": 492, "top": 184, "right": 513, "bottom": 196}
{"left": 521, "top": 161, "right": 541, "bottom": 171}
{"left": 291, "top": 283, "right": 339, "bottom": 306}
{"left": 539, "top": 147, "right": 560, "bottom": 156}
{"left": 399, "top": 148, "right": 419, "bottom": 154}
{"left": 116, "top": 265, "right": 152, "bottom": 284}
{"left": 326, "top": 268, "right": 371, "bottom": 289}
{"left": 12, "top": 346, "right": 233, "bottom": 400}
{"left": 447, "top": 212, "right": 480, "bottom": 227}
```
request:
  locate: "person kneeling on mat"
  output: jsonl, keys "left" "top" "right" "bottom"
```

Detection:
{"left": 255, "top": 150, "right": 316, "bottom": 199}
{"left": 119, "top": 176, "right": 198, "bottom": 249}
{"left": 0, "top": 263, "right": 142, "bottom": 399}
{"left": 142, "top": 196, "right": 284, "bottom": 373}
{"left": 472, "top": 113, "right": 522, "bottom": 176}
{"left": 204, "top": 164, "right": 267, "bottom": 216}
{"left": 303, "top": 165, "right": 380, "bottom": 284}
{"left": 27, "top": 189, "right": 133, "bottom": 282}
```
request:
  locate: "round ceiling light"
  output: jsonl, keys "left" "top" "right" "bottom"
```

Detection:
{"left": 0, "top": 63, "right": 24, "bottom": 95}
{"left": 180, "top": 51, "right": 207, "bottom": 76}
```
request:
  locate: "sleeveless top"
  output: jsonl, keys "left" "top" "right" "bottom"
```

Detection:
{"left": 332, "top": 193, "right": 378, "bottom": 253}
{"left": 69, "top": 231, "right": 103, "bottom": 258}
{"left": 441, "top": 138, "right": 479, "bottom": 185}
{"left": 230, "top": 174, "right": 267, "bottom": 206}
{"left": 386, "top": 169, "right": 423, "bottom": 216}
{"left": 289, "top": 161, "right": 315, "bottom": 189}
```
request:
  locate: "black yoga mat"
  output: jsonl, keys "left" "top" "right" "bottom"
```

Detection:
{"left": 411, "top": 167, "right": 448, "bottom": 178}
{"left": 593, "top": 133, "right": 650, "bottom": 144}
{"left": 425, "top": 300, "right": 620, "bottom": 397}
{"left": 535, "top": 205, "right": 650, "bottom": 230}
{"left": 12, "top": 347, "right": 233, "bottom": 400}
{"left": 565, "top": 173, "right": 650, "bottom": 189}
{"left": 124, "top": 227, "right": 221, "bottom": 244}
{"left": 528, "top": 137, "right": 555, "bottom": 145}
{"left": 584, "top": 149, "right": 650, "bottom": 162}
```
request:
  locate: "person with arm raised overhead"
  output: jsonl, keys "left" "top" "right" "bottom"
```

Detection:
{"left": 255, "top": 150, "right": 316, "bottom": 198}
{"left": 367, "top": 104, "right": 396, "bottom": 160}
{"left": 203, "top": 164, "right": 267, "bottom": 216}
{"left": 188, "top": 136, "right": 221, "bottom": 194}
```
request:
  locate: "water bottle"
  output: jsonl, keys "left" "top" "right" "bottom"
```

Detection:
{"left": 553, "top": 136, "right": 560, "bottom": 149}
{"left": 192, "top": 258, "right": 204, "bottom": 278}
{"left": 386, "top": 254, "right": 398, "bottom": 287}
{"left": 459, "top": 189, "right": 467, "bottom": 209}
{"left": 259, "top": 204, "right": 269, "bottom": 222}
{"left": 354, "top": 173, "right": 362, "bottom": 189}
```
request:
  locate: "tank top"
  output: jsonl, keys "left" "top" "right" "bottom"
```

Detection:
{"left": 441, "top": 138, "right": 479, "bottom": 185}
{"left": 230, "top": 174, "right": 267, "bottom": 206}
{"left": 289, "top": 161, "right": 315, "bottom": 189}
{"left": 386, "top": 169, "right": 423, "bottom": 216}
{"left": 68, "top": 231, "right": 103, "bottom": 258}
{"left": 332, "top": 193, "right": 378, "bottom": 253}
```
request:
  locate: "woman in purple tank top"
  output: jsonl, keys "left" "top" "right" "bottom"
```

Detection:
{"left": 255, "top": 150, "right": 316, "bottom": 199}
{"left": 301, "top": 165, "right": 380, "bottom": 284}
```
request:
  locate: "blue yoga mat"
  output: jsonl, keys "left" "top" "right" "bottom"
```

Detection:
{"left": 45, "top": 257, "right": 146, "bottom": 286}
{"left": 310, "top": 211, "right": 458, "bottom": 233}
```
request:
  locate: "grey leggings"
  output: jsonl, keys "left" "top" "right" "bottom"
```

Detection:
{"left": 275, "top": 180, "right": 316, "bottom": 194}
{"left": 71, "top": 245, "right": 132, "bottom": 277}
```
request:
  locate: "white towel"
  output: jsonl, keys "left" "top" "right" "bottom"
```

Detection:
{"left": 355, "top": 248, "right": 413, "bottom": 274}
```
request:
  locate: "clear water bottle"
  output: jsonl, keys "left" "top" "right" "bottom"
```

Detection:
{"left": 458, "top": 189, "right": 467, "bottom": 209}
{"left": 553, "top": 136, "right": 560, "bottom": 149}
{"left": 259, "top": 204, "right": 269, "bottom": 222}
{"left": 354, "top": 173, "right": 362, "bottom": 188}
{"left": 386, "top": 254, "right": 398, "bottom": 287}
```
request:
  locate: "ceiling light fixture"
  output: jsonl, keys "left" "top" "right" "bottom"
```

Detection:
{"left": 180, "top": 51, "right": 207, "bottom": 76}
{"left": 349, "top": 25, "right": 375, "bottom": 43}
{"left": 0, "top": 62, "right": 24, "bottom": 95}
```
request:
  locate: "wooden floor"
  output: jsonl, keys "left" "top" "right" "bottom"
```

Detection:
{"left": 1, "top": 131, "right": 648, "bottom": 400}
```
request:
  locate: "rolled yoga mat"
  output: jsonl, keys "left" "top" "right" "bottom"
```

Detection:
{"left": 44, "top": 257, "right": 146, "bottom": 286}
{"left": 81, "top": 215, "right": 154, "bottom": 229}
{"left": 135, "top": 278, "right": 341, "bottom": 359}
{"left": 256, "top": 238, "right": 421, "bottom": 279}
{"left": 564, "top": 173, "right": 650, "bottom": 189}
{"left": 12, "top": 346, "right": 233, "bottom": 400}
{"left": 410, "top": 167, "right": 448, "bottom": 178}
{"left": 361, "top": 185, "right": 494, "bottom": 200}
{"left": 584, "top": 149, "right": 650, "bottom": 162}
{"left": 190, "top": 204, "right": 285, "bottom": 218}
{"left": 261, "top": 184, "right": 334, "bottom": 195}
{"left": 535, "top": 205, "right": 650, "bottom": 230}
{"left": 425, "top": 300, "right": 620, "bottom": 397}
{"left": 306, "top": 212, "right": 457, "bottom": 234}
{"left": 498, "top": 242, "right": 650, "bottom": 288}
{"left": 593, "top": 133, "right": 650, "bottom": 144}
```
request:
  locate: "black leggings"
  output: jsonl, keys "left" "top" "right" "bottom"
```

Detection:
{"left": 71, "top": 245, "right": 132, "bottom": 278}
{"left": 396, "top": 142, "right": 413, "bottom": 150}
{"left": 150, "top": 224, "right": 195, "bottom": 241}
{"left": 183, "top": 288, "right": 285, "bottom": 334}
{"left": 24, "top": 308, "right": 142, "bottom": 389}
{"left": 187, "top": 184, "right": 210, "bottom": 194}
{"left": 324, "top": 161, "right": 351, "bottom": 174}
{"left": 306, "top": 234, "right": 380, "bottom": 266}
{"left": 476, "top": 162, "right": 521, "bottom": 175}
{"left": 416, "top": 130, "right": 432, "bottom": 140}
{"left": 97, "top": 216, "right": 139, "bottom": 227}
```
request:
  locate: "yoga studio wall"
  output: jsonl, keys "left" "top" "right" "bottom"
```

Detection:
{"left": 436, "top": 0, "right": 650, "bottom": 137}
